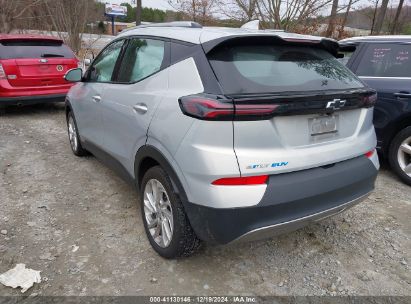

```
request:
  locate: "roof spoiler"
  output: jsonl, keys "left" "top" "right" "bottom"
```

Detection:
{"left": 202, "top": 35, "right": 340, "bottom": 57}
{"left": 338, "top": 43, "right": 357, "bottom": 52}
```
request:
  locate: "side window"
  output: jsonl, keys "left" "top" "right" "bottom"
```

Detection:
{"left": 355, "top": 43, "right": 411, "bottom": 77}
{"left": 88, "top": 40, "right": 124, "bottom": 82}
{"left": 117, "top": 38, "right": 166, "bottom": 83}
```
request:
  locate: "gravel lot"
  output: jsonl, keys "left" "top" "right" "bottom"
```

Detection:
{"left": 0, "top": 103, "right": 410, "bottom": 296}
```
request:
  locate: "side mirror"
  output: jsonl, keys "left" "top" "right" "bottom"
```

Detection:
{"left": 64, "top": 68, "right": 83, "bottom": 82}
{"left": 84, "top": 58, "right": 91, "bottom": 67}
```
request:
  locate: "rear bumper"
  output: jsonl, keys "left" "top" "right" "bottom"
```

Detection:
{"left": 0, "top": 78, "right": 72, "bottom": 105}
{"left": 0, "top": 94, "right": 66, "bottom": 106}
{"left": 183, "top": 155, "right": 378, "bottom": 244}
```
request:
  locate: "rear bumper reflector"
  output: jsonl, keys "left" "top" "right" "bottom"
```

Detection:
{"left": 365, "top": 149, "right": 376, "bottom": 158}
{"left": 212, "top": 175, "right": 268, "bottom": 186}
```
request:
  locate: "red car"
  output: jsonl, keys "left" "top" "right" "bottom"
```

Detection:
{"left": 0, "top": 34, "right": 79, "bottom": 106}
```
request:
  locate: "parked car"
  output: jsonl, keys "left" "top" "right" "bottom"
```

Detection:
{"left": 0, "top": 34, "right": 79, "bottom": 107}
{"left": 64, "top": 22, "right": 379, "bottom": 258}
{"left": 340, "top": 36, "right": 411, "bottom": 186}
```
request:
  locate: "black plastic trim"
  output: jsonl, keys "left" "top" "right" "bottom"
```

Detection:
{"left": 82, "top": 140, "right": 135, "bottom": 186}
{"left": 202, "top": 35, "right": 340, "bottom": 57}
{"left": 134, "top": 145, "right": 188, "bottom": 202}
{"left": 169, "top": 42, "right": 223, "bottom": 95}
{"left": 170, "top": 41, "right": 198, "bottom": 65}
{"left": 74, "top": 141, "right": 189, "bottom": 204}
{"left": 184, "top": 156, "right": 378, "bottom": 244}
{"left": 258, "top": 155, "right": 376, "bottom": 206}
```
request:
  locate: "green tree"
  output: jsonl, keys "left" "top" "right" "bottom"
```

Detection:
{"left": 97, "top": 20, "right": 106, "bottom": 33}
{"left": 402, "top": 23, "right": 411, "bottom": 35}
{"left": 120, "top": 3, "right": 166, "bottom": 23}
{"left": 120, "top": 3, "right": 134, "bottom": 22}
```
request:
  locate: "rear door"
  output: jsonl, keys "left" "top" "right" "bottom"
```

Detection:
{"left": 0, "top": 39, "right": 78, "bottom": 87}
{"left": 99, "top": 37, "right": 169, "bottom": 173}
{"left": 350, "top": 42, "right": 411, "bottom": 149}
{"left": 207, "top": 41, "right": 376, "bottom": 176}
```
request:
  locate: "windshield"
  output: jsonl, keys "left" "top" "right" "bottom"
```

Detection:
{"left": 0, "top": 40, "right": 75, "bottom": 59}
{"left": 208, "top": 44, "right": 364, "bottom": 95}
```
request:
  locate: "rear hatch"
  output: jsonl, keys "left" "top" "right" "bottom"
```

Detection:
{"left": 205, "top": 37, "right": 377, "bottom": 175}
{"left": 0, "top": 39, "right": 78, "bottom": 87}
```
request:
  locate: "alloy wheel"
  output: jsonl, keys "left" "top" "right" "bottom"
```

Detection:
{"left": 397, "top": 136, "right": 411, "bottom": 178}
{"left": 68, "top": 115, "right": 78, "bottom": 152}
{"left": 143, "top": 179, "right": 174, "bottom": 248}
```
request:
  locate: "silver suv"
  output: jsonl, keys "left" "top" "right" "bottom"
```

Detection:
{"left": 64, "top": 22, "right": 380, "bottom": 258}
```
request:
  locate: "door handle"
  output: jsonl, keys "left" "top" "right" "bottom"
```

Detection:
{"left": 133, "top": 103, "right": 148, "bottom": 114}
{"left": 394, "top": 92, "right": 411, "bottom": 99}
{"left": 92, "top": 95, "right": 101, "bottom": 103}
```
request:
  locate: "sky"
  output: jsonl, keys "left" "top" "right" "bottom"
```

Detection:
{"left": 102, "top": 0, "right": 173, "bottom": 10}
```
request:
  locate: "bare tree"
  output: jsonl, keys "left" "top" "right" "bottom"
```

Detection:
{"left": 391, "top": 0, "right": 405, "bottom": 34}
{"left": 373, "top": 0, "right": 389, "bottom": 34}
{"left": 168, "top": 0, "right": 216, "bottom": 24}
{"left": 217, "top": 0, "right": 258, "bottom": 22}
{"left": 256, "top": 0, "right": 332, "bottom": 31}
{"left": 43, "top": 0, "right": 97, "bottom": 54}
{"left": 0, "top": 0, "right": 42, "bottom": 33}
{"left": 325, "top": 0, "right": 339, "bottom": 37}
{"left": 337, "top": 0, "right": 361, "bottom": 39}
{"left": 366, "top": 0, "right": 379, "bottom": 33}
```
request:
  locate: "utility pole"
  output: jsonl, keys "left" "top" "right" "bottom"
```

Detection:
{"left": 136, "top": 0, "right": 142, "bottom": 26}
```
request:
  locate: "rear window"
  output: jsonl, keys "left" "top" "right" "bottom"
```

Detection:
{"left": 355, "top": 43, "right": 411, "bottom": 77}
{"left": 0, "top": 40, "right": 75, "bottom": 59}
{"left": 208, "top": 44, "right": 364, "bottom": 95}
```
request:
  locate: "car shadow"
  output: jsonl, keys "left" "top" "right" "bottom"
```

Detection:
{"left": 0, "top": 102, "right": 65, "bottom": 117}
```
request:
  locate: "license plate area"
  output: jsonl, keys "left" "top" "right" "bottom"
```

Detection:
{"left": 310, "top": 115, "right": 338, "bottom": 136}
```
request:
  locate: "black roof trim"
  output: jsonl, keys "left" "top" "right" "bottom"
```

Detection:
{"left": 201, "top": 35, "right": 340, "bottom": 57}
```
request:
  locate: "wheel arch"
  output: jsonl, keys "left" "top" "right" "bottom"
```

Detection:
{"left": 134, "top": 145, "right": 188, "bottom": 203}
{"left": 384, "top": 114, "right": 411, "bottom": 155}
{"left": 65, "top": 98, "right": 73, "bottom": 119}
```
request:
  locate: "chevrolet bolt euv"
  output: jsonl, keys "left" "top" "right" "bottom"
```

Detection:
{"left": 64, "top": 22, "right": 379, "bottom": 258}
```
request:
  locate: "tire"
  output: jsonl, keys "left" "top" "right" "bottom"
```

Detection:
{"left": 389, "top": 126, "right": 411, "bottom": 186}
{"left": 66, "top": 111, "right": 88, "bottom": 156}
{"left": 140, "top": 166, "right": 201, "bottom": 258}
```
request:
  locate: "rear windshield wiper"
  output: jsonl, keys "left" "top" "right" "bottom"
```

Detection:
{"left": 41, "top": 53, "right": 65, "bottom": 58}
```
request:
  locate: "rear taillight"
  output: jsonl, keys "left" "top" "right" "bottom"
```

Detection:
{"left": 179, "top": 95, "right": 279, "bottom": 121}
{"left": 179, "top": 96, "right": 233, "bottom": 120}
{"left": 365, "top": 149, "right": 375, "bottom": 158}
{"left": 361, "top": 93, "right": 377, "bottom": 108}
{"left": 212, "top": 175, "right": 269, "bottom": 186}
{"left": 0, "top": 64, "right": 6, "bottom": 80}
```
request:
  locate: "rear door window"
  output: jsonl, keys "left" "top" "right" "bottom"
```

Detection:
{"left": 355, "top": 43, "right": 411, "bottom": 77}
{"left": 117, "top": 38, "right": 166, "bottom": 83}
{"left": 0, "top": 40, "right": 75, "bottom": 59}
{"left": 207, "top": 44, "right": 364, "bottom": 95}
